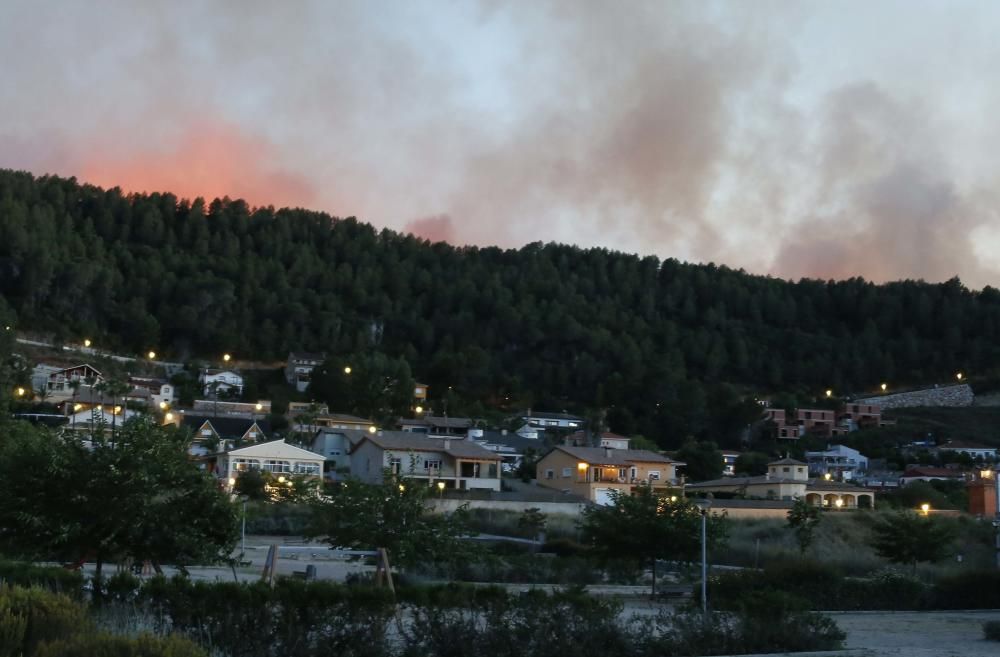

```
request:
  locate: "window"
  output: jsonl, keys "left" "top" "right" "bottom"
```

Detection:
{"left": 797, "top": 467, "right": 804, "bottom": 474}
{"left": 294, "top": 462, "right": 320, "bottom": 475}
{"left": 329, "top": 449, "right": 341, "bottom": 456}
{"left": 201, "top": 429, "right": 213, "bottom": 436}
{"left": 390, "top": 457, "right": 402, "bottom": 475}
{"left": 545, "top": 469, "right": 554, "bottom": 480}
{"left": 263, "top": 460, "right": 291, "bottom": 473}
{"left": 424, "top": 459, "right": 442, "bottom": 471}
{"left": 783, "top": 467, "right": 790, "bottom": 473}
{"left": 648, "top": 471, "right": 661, "bottom": 481}
{"left": 561, "top": 467, "right": 572, "bottom": 478}
{"left": 247, "top": 431, "right": 257, "bottom": 439}
{"left": 233, "top": 458, "right": 260, "bottom": 472}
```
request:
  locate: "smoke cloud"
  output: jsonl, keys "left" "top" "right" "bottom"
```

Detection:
{"left": 1, "top": 1, "right": 999, "bottom": 286}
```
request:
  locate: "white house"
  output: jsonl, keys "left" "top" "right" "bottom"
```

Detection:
{"left": 350, "top": 431, "right": 503, "bottom": 491}
{"left": 285, "top": 352, "right": 326, "bottom": 393}
{"left": 65, "top": 406, "right": 139, "bottom": 433}
{"left": 200, "top": 369, "right": 244, "bottom": 397}
{"left": 43, "top": 364, "right": 104, "bottom": 399}
{"left": 520, "top": 410, "right": 584, "bottom": 431}
{"left": 805, "top": 445, "right": 869, "bottom": 482}
{"left": 938, "top": 440, "right": 998, "bottom": 461}
{"left": 310, "top": 428, "right": 370, "bottom": 475}
{"left": 217, "top": 439, "right": 325, "bottom": 489}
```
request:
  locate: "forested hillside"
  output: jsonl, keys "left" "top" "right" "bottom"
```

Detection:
{"left": 2, "top": 169, "right": 999, "bottom": 445}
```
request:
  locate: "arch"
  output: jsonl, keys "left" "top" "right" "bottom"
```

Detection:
{"left": 841, "top": 493, "right": 856, "bottom": 508}
{"left": 857, "top": 494, "right": 874, "bottom": 509}
{"left": 823, "top": 493, "right": 839, "bottom": 507}
{"left": 805, "top": 493, "right": 823, "bottom": 506}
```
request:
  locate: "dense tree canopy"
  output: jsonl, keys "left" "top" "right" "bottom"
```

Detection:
{"left": 2, "top": 170, "right": 1000, "bottom": 447}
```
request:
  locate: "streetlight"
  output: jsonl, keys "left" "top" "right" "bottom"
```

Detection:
{"left": 84, "top": 339, "right": 91, "bottom": 348}
{"left": 223, "top": 353, "right": 231, "bottom": 363}
{"left": 824, "top": 472, "right": 832, "bottom": 481}
{"left": 920, "top": 503, "right": 930, "bottom": 516}
{"left": 957, "top": 372, "right": 964, "bottom": 381}
{"left": 415, "top": 405, "right": 424, "bottom": 415}
{"left": 14, "top": 387, "right": 24, "bottom": 397}
{"left": 437, "top": 481, "right": 445, "bottom": 498}
{"left": 834, "top": 498, "right": 843, "bottom": 510}
{"left": 825, "top": 389, "right": 833, "bottom": 398}
{"left": 398, "top": 484, "right": 406, "bottom": 492}
{"left": 165, "top": 412, "right": 174, "bottom": 422}
{"left": 159, "top": 401, "right": 168, "bottom": 410}
{"left": 343, "top": 366, "right": 352, "bottom": 375}
{"left": 368, "top": 425, "right": 377, "bottom": 434}
{"left": 880, "top": 383, "right": 887, "bottom": 392}
{"left": 148, "top": 351, "right": 157, "bottom": 360}
{"left": 255, "top": 403, "right": 263, "bottom": 412}
{"left": 692, "top": 498, "right": 712, "bottom": 619}
{"left": 239, "top": 495, "right": 249, "bottom": 558}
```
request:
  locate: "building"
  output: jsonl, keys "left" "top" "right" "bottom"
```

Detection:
{"left": 350, "top": 431, "right": 503, "bottom": 491}
{"left": 310, "top": 428, "right": 371, "bottom": 476}
{"left": 64, "top": 406, "right": 139, "bottom": 434}
{"left": 43, "top": 364, "right": 104, "bottom": 398}
{"left": 685, "top": 458, "right": 876, "bottom": 509}
{"left": 967, "top": 469, "right": 998, "bottom": 517}
{"left": 285, "top": 352, "right": 326, "bottom": 393}
{"left": 938, "top": 440, "right": 998, "bottom": 461}
{"left": 128, "top": 376, "right": 177, "bottom": 408}
{"left": 399, "top": 415, "right": 474, "bottom": 437}
{"left": 217, "top": 439, "right": 325, "bottom": 489}
{"left": 468, "top": 427, "right": 545, "bottom": 471}
{"left": 181, "top": 415, "right": 271, "bottom": 455}
{"left": 839, "top": 402, "right": 886, "bottom": 430}
{"left": 899, "top": 466, "right": 969, "bottom": 486}
{"left": 413, "top": 382, "right": 429, "bottom": 403}
{"left": 563, "top": 431, "right": 631, "bottom": 450}
{"left": 765, "top": 403, "right": 890, "bottom": 440}
{"left": 721, "top": 451, "right": 741, "bottom": 476}
{"left": 200, "top": 369, "right": 244, "bottom": 397}
{"left": 805, "top": 445, "right": 869, "bottom": 482}
{"left": 291, "top": 410, "right": 372, "bottom": 433}
{"left": 520, "top": 411, "right": 584, "bottom": 432}
{"left": 190, "top": 399, "right": 270, "bottom": 418}
{"left": 535, "top": 445, "right": 683, "bottom": 505}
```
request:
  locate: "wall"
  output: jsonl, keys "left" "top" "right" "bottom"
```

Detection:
{"left": 856, "top": 384, "right": 974, "bottom": 409}
{"left": 429, "top": 498, "right": 588, "bottom": 515}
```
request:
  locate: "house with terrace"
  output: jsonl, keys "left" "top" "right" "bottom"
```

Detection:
{"left": 685, "top": 458, "right": 876, "bottom": 509}
{"left": 180, "top": 415, "right": 271, "bottom": 456}
{"left": 349, "top": 431, "right": 503, "bottom": 491}
{"left": 217, "top": 439, "right": 325, "bottom": 490}
{"left": 535, "top": 445, "right": 683, "bottom": 505}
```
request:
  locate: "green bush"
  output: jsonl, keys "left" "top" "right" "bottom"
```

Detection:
{"left": 931, "top": 569, "right": 1000, "bottom": 609}
{"left": 0, "top": 584, "right": 88, "bottom": 656}
{"left": 34, "top": 633, "right": 207, "bottom": 657}
{"left": 984, "top": 620, "right": 1000, "bottom": 642}
{"left": 0, "top": 561, "right": 85, "bottom": 598}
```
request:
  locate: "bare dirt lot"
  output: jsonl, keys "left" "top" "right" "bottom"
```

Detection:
{"left": 831, "top": 610, "right": 1000, "bottom": 657}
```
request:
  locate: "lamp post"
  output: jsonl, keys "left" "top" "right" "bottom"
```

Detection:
{"left": 692, "top": 498, "right": 712, "bottom": 620}
{"left": 239, "top": 494, "right": 249, "bottom": 558}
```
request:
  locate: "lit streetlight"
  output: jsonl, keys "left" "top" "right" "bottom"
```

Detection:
{"left": 824, "top": 472, "right": 832, "bottom": 481}
{"left": 14, "top": 387, "right": 25, "bottom": 397}
{"left": 147, "top": 351, "right": 157, "bottom": 360}
{"left": 415, "top": 405, "right": 424, "bottom": 415}
{"left": 368, "top": 425, "right": 377, "bottom": 434}
{"left": 834, "top": 498, "right": 844, "bottom": 510}
{"left": 159, "top": 401, "right": 168, "bottom": 410}
{"left": 880, "top": 383, "right": 887, "bottom": 392}
{"left": 825, "top": 389, "right": 833, "bottom": 398}
{"left": 84, "top": 339, "right": 91, "bottom": 348}
{"left": 223, "top": 353, "right": 231, "bottom": 363}
{"left": 920, "top": 503, "right": 930, "bottom": 516}
{"left": 957, "top": 372, "right": 964, "bottom": 381}
{"left": 255, "top": 403, "right": 263, "bottom": 412}
{"left": 343, "top": 366, "right": 352, "bottom": 375}
{"left": 692, "top": 498, "right": 713, "bottom": 619}
{"left": 165, "top": 412, "right": 174, "bottom": 422}
{"left": 437, "top": 481, "right": 445, "bottom": 498}
{"left": 398, "top": 484, "right": 406, "bottom": 492}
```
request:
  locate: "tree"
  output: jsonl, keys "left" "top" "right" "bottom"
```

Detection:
{"left": 868, "top": 511, "right": 956, "bottom": 571}
{"left": 734, "top": 452, "right": 771, "bottom": 476}
{"left": 0, "top": 417, "right": 238, "bottom": 575}
{"left": 787, "top": 499, "right": 822, "bottom": 554}
{"left": 309, "top": 353, "right": 414, "bottom": 426}
{"left": 517, "top": 507, "right": 547, "bottom": 540}
{"left": 306, "top": 477, "right": 474, "bottom": 568}
{"left": 580, "top": 486, "right": 727, "bottom": 594}
{"left": 675, "top": 440, "right": 724, "bottom": 482}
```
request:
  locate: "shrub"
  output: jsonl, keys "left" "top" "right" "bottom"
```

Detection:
{"left": 0, "top": 561, "right": 85, "bottom": 598}
{"left": 931, "top": 569, "right": 1000, "bottom": 609}
{"left": 34, "top": 633, "right": 207, "bottom": 657}
{"left": 0, "top": 584, "right": 88, "bottom": 656}
{"left": 984, "top": 620, "right": 1000, "bottom": 642}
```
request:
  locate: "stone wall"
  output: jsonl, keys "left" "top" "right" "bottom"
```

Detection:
{"left": 856, "top": 383, "right": 974, "bottom": 410}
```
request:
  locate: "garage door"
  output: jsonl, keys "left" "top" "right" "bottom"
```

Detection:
{"left": 594, "top": 488, "right": 617, "bottom": 506}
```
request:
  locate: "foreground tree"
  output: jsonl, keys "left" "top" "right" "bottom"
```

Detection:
{"left": 306, "top": 477, "right": 474, "bottom": 569}
{"left": 787, "top": 499, "right": 823, "bottom": 554}
{"left": 580, "top": 486, "right": 728, "bottom": 594}
{"left": 868, "top": 511, "right": 956, "bottom": 571}
{"left": 0, "top": 417, "right": 238, "bottom": 574}
{"left": 675, "top": 440, "right": 724, "bottom": 482}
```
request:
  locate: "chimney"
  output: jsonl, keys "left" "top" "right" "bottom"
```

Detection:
{"left": 604, "top": 447, "right": 612, "bottom": 458}
{"left": 444, "top": 439, "right": 451, "bottom": 450}
{"left": 501, "top": 429, "right": 507, "bottom": 436}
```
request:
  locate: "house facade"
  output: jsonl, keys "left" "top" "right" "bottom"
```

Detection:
{"left": 310, "top": 428, "right": 369, "bottom": 475}
{"left": 686, "top": 458, "right": 876, "bottom": 509}
{"left": 806, "top": 445, "right": 869, "bottom": 481}
{"left": 938, "top": 440, "right": 998, "bottom": 461}
{"left": 350, "top": 431, "right": 502, "bottom": 491}
{"left": 200, "top": 369, "right": 244, "bottom": 396}
{"left": 285, "top": 352, "right": 326, "bottom": 393}
{"left": 181, "top": 415, "right": 270, "bottom": 455}
{"left": 521, "top": 411, "right": 584, "bottom": 432}
{"left": 535, "top": 445, "right": 683, "bottom": 505}
{"left": 218, "top": 440, "right": 325, "bottom": 489}
{"left": 44, "top": 364, "right": 103, "bottom": 398}
{"left": 399, "top": 415, "right": 474, "bottom": 437}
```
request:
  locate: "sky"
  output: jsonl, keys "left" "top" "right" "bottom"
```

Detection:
{"left": 2, "top": 0, "right": 1000, "bottom": 287}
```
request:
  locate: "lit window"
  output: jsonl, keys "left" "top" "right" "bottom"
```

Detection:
{"left": 648, "top": 471, "right": 661, "bottom": 480}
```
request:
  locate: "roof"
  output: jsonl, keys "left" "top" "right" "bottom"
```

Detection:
{"left": 400, "top": 415, "right": 474, "bottom": 429}
{"left": 940, "top": 440, "right": 996, "bottom": 450}
{"left": 769, "top": 458, "right": 807, "bottom": 466}
{"left": 901, "top": 466, "right": 967, "bottom": 478}
{"left": 317, "top": 413, "right": 371, "bottom": 424}
{"left": 687, "top": 475, "right": 801, "bottom": 488}
{"left": 201, "top": 369, "right": 242, "bottom": 378}
{"left": 523, "top": 411, "right": 584, "bottom": 421}
{"left": 473, "top": 430, "right": 546, "bottom": 453}
{"left": 288, "top": 351, "right": 326, "bottom": 362}
{"left": 549, "top": 445, "right": 677, "bottom": 467}
{"left": 314, "top": 428, "right": 370, "bottom": 447}
{"left": 357, "top": 431, "right": 500, "bottom": 460}
{"left": 225, "top": 439, "right": 324, "bottom": 461}
{"left": 806, "top": 480, "right": 875, "bottom": 493}
{"left": 181, "top": 415, "right": 271, "bottom": 439}
{"left": 50, "top": 364, "right": 102, "bottom": 377}
{"left": 564, "top": 430, "right": 630, "bottom": 444}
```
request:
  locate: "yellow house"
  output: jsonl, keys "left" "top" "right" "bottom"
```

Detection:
{"left": 685, "top": 458, "right": 875, "bottom": 508}
{"left": 536, "top": 445, "right": 683, "bottom": 505}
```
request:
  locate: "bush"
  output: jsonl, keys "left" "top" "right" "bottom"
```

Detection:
{"left": 931, "top": 569, "right": 1000, "bottom": 609}
{"left": 0, "top": 584, "right": 88, "bottom": 656}
{"left": 984, "top": 620, "right": 1000, "bottom": 642}
{"left": 0, "top": 561, "right": 85, "bottom": 598}
{"left": 34, "top": 633, "right": 207, "bottom": 657}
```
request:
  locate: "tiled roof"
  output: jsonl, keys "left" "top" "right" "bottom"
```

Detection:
{"left": 360, "top": 431, "right": 500, "bottom": 460}
{"left": 552, "top": 445, "right": 678, "bottom": 466}
{"left": 769, "top": 458, "right": 807, "bottom": 466}
{"left": 901, "top": 466, "right": 966, "bottom": 478}
{"left": 182, "top": 415, "right": 270, "bottom": 439}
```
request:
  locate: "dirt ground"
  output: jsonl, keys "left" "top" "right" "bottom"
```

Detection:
{"left": 831, "top": 610, "right": 1000, "bottom": 657}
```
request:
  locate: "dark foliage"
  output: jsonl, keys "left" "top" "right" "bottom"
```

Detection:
{"left": 4, "top": 171, "right": 1000, "bottom": 445}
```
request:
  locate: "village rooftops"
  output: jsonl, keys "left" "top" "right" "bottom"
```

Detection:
{"left": 550, "top": 445, "right": 680, "bottom": 467}
{"left": 401, "top": 415, "right": 474, "bottom": 429}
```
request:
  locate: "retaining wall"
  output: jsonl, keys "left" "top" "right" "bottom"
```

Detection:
{"left": 856, "top": 383, "right": 974, "bottom": 410}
